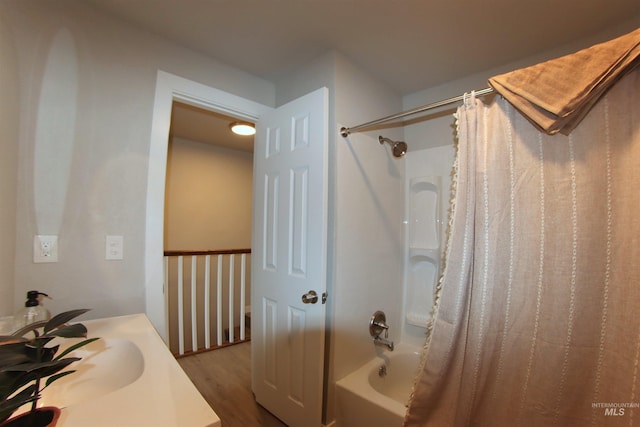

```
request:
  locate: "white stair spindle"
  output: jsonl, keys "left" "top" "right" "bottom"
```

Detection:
{"left": 240, "top": 253, "right": 246, "bottom": 340}
{"left": 191, "top": 255, "right": 198, "bottom": 353}
{"left": 177, "top": 255, "right": 184, "bottom": 356}
{"left": 216, "top": 254, "right": 223, "bottom": 346}
{"left": 228, "top": 254, "right": 235, "bottom": 343}
{"left": 204, "top": 255, "right": 211, "bottom": 350}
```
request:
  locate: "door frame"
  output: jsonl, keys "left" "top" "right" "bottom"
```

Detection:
{"left": 145, "top": 70, "right": 271, "bottom": 342}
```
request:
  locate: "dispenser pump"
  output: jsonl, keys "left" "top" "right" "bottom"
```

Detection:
{"left": 25, "top": 290, "right": 48, "bottom": 307}
{"left": 16, "top": 290, "right": 51, "bottom": 328}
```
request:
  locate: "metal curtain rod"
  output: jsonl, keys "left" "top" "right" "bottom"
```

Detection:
{"left": 340, "top": 87, "right": 494, "bottom": 137}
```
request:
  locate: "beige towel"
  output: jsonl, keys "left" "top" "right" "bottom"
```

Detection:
{"left": 489, "top": 27, "right": 640, "bottom": 135}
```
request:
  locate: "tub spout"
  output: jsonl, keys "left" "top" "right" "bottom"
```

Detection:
{"left": 373, "top": 335, "right": 394, "bottom": 351}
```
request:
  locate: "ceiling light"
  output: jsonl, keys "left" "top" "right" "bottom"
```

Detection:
{"left": 229, "top": 121, "right": 256, "bottom": 136}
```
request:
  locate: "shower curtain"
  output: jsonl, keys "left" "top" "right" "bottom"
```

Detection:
{"left": 404, "top": 68, "right": 640, "bottom": 426}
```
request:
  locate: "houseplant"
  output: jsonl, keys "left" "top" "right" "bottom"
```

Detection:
{"left": 0, "top": 309, "right": 98, "bottom": 427}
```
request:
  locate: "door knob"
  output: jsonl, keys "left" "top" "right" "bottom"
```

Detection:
{"left": 301, "top": 290, "right": 318, "bottom": 304}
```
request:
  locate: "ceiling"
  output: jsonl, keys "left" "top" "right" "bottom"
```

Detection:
{"left": 87, "top": 0, "right": 640, "bottom": 149}
{"left": 86, "top": 0, "right": 640, "bottom": 94}
{"left": 170, "top": 102, "right": 255, "bottom": 152}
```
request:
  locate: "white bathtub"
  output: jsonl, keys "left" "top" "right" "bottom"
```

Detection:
{"left": 336, "top": 344, "right": 422, "bottom": 427}
{"left": 20, "top": 313, "right": 220, "bottom": 427}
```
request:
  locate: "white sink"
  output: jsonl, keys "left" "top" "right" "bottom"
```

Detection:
{"left": 24, "top": 314, "right": 220, "bottom": 427}
{"left": 40, "top": 338, "right": 144, "bottom": 408}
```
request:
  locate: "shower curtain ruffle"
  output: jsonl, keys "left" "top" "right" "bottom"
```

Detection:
{"left": 489, "top": 27, "right": 640, "bottom": 135}
{"left": 405, "top": 67, "right": 640, "bottom": 426}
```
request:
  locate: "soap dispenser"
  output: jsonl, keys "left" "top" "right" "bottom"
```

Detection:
{"left": 15, "top": 290, "right": 51, "bottom": 328}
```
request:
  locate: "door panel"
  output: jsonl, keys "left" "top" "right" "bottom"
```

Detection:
{"left": 251, "top": 87, "right": 328, "bottom": 427}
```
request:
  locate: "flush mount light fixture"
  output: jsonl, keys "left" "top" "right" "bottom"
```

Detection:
{"left": 229, "top": 121, "right": 256, "bottom": 136}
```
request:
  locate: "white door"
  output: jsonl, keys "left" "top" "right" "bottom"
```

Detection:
{"left": 251, "top": 87, "right": 328, "bottom": 426}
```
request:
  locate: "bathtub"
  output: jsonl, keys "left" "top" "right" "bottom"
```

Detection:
{"left": 336, "top": 343, "right": 422, "bottom": 427}
{"left": 18, "top": 313, "right": 220, "bottom": 427}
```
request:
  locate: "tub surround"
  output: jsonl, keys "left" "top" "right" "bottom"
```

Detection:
{"left": 33, "top": 313, "right": 220, "bottom": 427}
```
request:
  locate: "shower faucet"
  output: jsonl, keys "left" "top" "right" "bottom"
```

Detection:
{"left": 370, "top": 310, "right": 394, "bottom": 351}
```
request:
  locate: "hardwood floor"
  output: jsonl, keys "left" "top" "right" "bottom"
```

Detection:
{"left": 178, "top": 341, "right": 288, "bottom": 427}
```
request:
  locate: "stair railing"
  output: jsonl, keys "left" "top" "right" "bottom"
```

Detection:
{"left": 164, "top": 248, "right": 251, "bottom": 356}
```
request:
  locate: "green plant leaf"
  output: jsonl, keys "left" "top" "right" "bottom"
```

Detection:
{"left": 0, "top": 384, "right": 38, "bottom": 423}
{"left": 0, "top": 372, "right": 32, "bottom": 401}
{"left": 44, "top": 323, "right": 88, "bottom": 339}
{"left": 44, "top": 370, "right": 75, "bottom": 388}
{"left": 10, "top": 321, "right": 47, "bottom": 338}
{"left": 1, "top": 308, "right": 98, "bottom": 423}
{"left": 0, "top": 342, "right": 30, "bottom": 356}
{"left": 54, "top": 337, "right": 99, "bottom": 361}
{"left": 39, "top": 345, "right": 59, "bottom": 363}
{"left": 44, "top": 309, "right": 91, "bottom": 333}
{"left": 0, "top": 359, "right": 77, "bottom": 412}
{"left": 0, "top": 351, "right": 30, "bottom": 369}
{"left": 0, "top": 336, "right": 27, "bottom": 344}
{"left": 1, "top": 358, "right": 80, "bottom": 377}
{"left": 30, "top": 336, "right": 56, "bottom": 352}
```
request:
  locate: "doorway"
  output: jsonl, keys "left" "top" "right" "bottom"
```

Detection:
{"left": 146, "top": 71, "right": 281, "bottom": 425}
{"left": 145, "top": 70, "right": 270, "bottom": 342}
{"left": 147, "top": 72, "right": 328, "bottom": 426}
{"left": 165, "top": 102, "right": 254, "bottom": 355}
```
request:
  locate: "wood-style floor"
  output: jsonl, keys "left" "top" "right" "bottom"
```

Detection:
{"left": 178, "top": 341, "right": 288, "bottom": 427}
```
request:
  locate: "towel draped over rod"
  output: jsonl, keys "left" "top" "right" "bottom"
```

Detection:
{"left": 342, "top": 28, "right": 640, "bottom": 138}
{"left": 339, "top": 87, "right": 494, "bottom": 137}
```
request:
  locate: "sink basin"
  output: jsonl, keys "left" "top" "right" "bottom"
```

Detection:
{"left": 40, "top": 338, "right": 144, "bottom": 408}
{"left": 12, "top": 313, "right": 220, "bottom": 427}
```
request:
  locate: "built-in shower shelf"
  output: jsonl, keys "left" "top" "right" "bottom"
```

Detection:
{"left": 405, "top": 175, "right": 443, "bottom": 332}
{"left": 408, "top": 247, "right": 440, "bottom": 264}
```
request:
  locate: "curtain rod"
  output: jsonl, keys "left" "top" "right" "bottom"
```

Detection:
{"left": 339, "top": 87, "right": 494, "bottom": 137}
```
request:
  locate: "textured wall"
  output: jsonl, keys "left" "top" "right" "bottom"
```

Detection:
{"left": 1, "top": 0, "right": 274, "bottom": 319}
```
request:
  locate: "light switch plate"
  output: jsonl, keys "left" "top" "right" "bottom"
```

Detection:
{"left": 105, "top": 235, "right": 124, "bottom": 260}
{"left": 34, "top": 235, "right": 58, "bottom": 263}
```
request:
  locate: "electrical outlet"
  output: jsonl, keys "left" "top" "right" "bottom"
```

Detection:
{"left": 105, "top": 235, "right": 124, "bottom": 260}
{"left": 34, "top": 235, "right": 58, "bottom": 263}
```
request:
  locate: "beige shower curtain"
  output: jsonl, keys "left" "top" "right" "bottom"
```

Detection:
{"left": 405, "top": 68, "right": 640, "bottom": 426}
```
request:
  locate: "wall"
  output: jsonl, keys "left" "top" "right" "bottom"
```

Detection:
{"left": 0, "top": 12, "right": 18, "bottom": 315}
{"left": 275, "top": 51, "right": 406, "bottom": 424}
{"left": 275, "top": 51, "right": 337, "bottom": 108}
{"left": 331, "top": 54, "right": 405, "bottom": 423}
{"left": 164, "top": 137, "right": 253, "bottom": 250}
{"left": 0, "top": 0, "right": 274, "bottom": 319}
